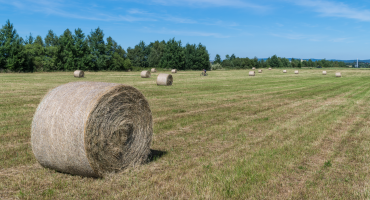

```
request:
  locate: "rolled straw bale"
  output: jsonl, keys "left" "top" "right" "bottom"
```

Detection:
{"left": 31, "top": 82, "right": 153, "bottom": 177}
{"left": 322, "top": 71, "right": 327, "bottom": 75}
{"left": 140, "top": 71, "right": 151, "bottom": 78}
{"left": 151, "top": 68, "right": 156, "bottom": 73}
{"left": 258, "top": 69, "right": 262, "bottom": 73}
{"left": 294, "top": 70, "right": 299, "bottom": 74}
{"left": 336, "top": 72, "right": 342, "bottom": 77}
{"left": 171, "top": 69, "right": 177, "bottom": 73}
{"left": 269, "top": 68, "right": 272, "bottom": 70}
{"left": 157, "top": 73, "right": 173, "bottom": 86}
{"left": 252, "top": 67, "right": 256, "bottom": 70}
{"left": 283, "top": 70, "right": 287, "bottom": 73}
{"left": 249, "top": 71, "right": 255, "bottom": 76}
{"left": 74, "top": 70, "right": 84, "bottom": 78}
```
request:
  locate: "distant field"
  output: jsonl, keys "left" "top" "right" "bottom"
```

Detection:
{"left": 1, "top": 68, "right": 370, "bottom": 199}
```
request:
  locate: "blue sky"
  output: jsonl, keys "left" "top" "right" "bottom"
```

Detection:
{"left": 0, "top": 0, "right": 369, "bottom": 60}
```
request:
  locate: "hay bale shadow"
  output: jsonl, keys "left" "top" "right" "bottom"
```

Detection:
{"left": 148, "top": 149, "right": 167, "bottom": 162}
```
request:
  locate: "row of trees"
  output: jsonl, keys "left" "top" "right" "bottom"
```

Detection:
{"left": 0, "top": 20, "right": 210, "bottom": 72}
{"left": 213, "top": 54, "right": 347, "bottom": 69}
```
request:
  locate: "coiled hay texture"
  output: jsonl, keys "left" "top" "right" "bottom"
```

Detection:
{"left": 157, "top": 73, "right": 173, "bottom": 86}
{"left": 336, "top": 72, "right": 342, "bottom": 77}
{"left": 249, "top": 71, "right": 255, "bottom": 76}
{"left": 295, "top": 70, "right": 299, "bottom": 74}
{"left": 323, "top": 71, "right": 327, "bottom": 75}
{"left": 31, "top": 82, "right": 153, "bottom": 178}
{"left": 269, "top": 68, "right": 272, "bottom": 70}
{"left": 74, "top": 70, "right": 84, "bottom": 78}
{"left": 151, "top": 68, "right": 156, "bottom": 73}
{"left": 283, "top": 70, "right": 287, "bottom": 73}
{"left": 141, "top": 71, "right": 151, "bottom": 78}
{"left": 171, "top": 69, "right": 177, "bottom": 73}
{"left": 258, "top": 69, "right": 262, "bottom": 73}
{"left": 252, "top": 67, "right": 256, "bottom": 70}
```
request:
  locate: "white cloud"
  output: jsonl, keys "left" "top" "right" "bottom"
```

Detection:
{"left": 294, "top": 0, "right": 370, "bottom": 21}
{"left": 142, "top": 27, "right": 230, "bottom": 38}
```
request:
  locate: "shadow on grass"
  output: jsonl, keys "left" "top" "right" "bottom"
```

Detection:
{"left": 148, "top": 149, "right": 167, "bottom": 162}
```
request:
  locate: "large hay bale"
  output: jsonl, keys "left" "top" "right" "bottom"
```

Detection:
{"left": 322, "top": 71, "right": 327, "bottom": 75}
{"left": 283, "top": 70, "right": 287, "bottom": 73}
{"left": 252, "top": 67, "right": 256, "bottom": 70}
{"left": 336, "top": 72, "right": 342, "bottom": 77}
{"left": 249, "top": 71, "right": 255, "bottom": 76}
{"left": 258, "top": 69, "right": 262, "bottom": 73}
{"left": 151, "top": 68, "right": 156, "bottom": 73}
{"left": 74, "top": 70, "right": 84, "bottom": 78}
{"left": 269, "top": 68, "right": 272, "bottom": 70}
{"left": 171, "top": 69, "right": 177, "bottom": 73}
{"left": 31, "top": 82, "right": 153, "bottom": 177}
{"left": 157, "top": 73, "right": 173, "bottom": 86}
{"left": 140, "top": 71, "right": 151, "bottom": 78}
{"left": 294, "top": 70, "right": 299, "bottom": 74}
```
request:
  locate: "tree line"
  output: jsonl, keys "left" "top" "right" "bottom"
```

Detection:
{"left": 0, "top": 20, "right": 210, "bottom": 72}
{"left": 213, "top": 54, "right": 347, "bottom": 69}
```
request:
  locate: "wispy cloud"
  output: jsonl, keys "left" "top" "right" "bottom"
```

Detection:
{"left": 152, "top": 0, "right": 269, "bottom": 10}
{"left": 293, "top": 0, "right": 370, "bottom": 21}
{"left": 142, "top": 27, "right": 230, "bottom": 38}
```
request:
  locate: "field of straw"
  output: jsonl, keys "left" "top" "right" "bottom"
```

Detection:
{"left": 1, "top": 69, "right": 370, "bottom": 199}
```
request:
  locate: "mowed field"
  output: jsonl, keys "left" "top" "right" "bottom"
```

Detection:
{"left": 1, "top": 69, "right": 370, "bottom": 199}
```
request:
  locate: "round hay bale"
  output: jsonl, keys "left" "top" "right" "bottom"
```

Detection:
{"left": 249, "top": 71, "right": 255, "bottom": 76}
{"left": 283, "top": 70, "right": 287, "bottom": 73}
{"left": 269, "top": 68, "right": 272, "bottom": 70}
{"left": 151, "top": 68, "right": 156, "bottom": 73}
{"left": 157, "top": 73, "right": 173, "bottom": 86}
{"left": 322, "top": 71, "right": 327, "bottom": 75}
{"left": 140, "top": 71, "right": 151, "bottom": 78}
{"left": 74, "top": 70, "right": 84, "bottom": 78}
{"left": 171, "top": 69, "right": 177, "bottom": 73}
{"left": 252, "top": 67, "right": 256, "bottom": 70}
{"left": 294, "top": 70, "right": 299, "bottom": 74}
{"left": 31, "top": 82, "right": 153, "bottom": 177}
{"left": 336, "top": 72, "right": 342, "bottom": 77}
{"left": 258, "top": 69, "right": 262, "bottom": 73}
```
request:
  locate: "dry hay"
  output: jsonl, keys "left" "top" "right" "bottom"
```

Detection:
{"left": 252, "top": 67, "right": 256, "bottom": 70}
{"left": 31, "top": 82, "right": 153, "bottom": 177}
{"left": 171, "top": 69, "right": 177, "bottom": 73}
{"left": 336, "top": 72, "right": 342, "bottom": 77}
{"left": 151, "top": 68, "right": 157, "bottom": 73}
{"left": 258, "top": 69, "right": 262, "bottom": 73}
{"left": 322, "top": 71, "right": 327, "bottom": 75}
{"left": 249, "top": 71, "right": 255, "bottom": 76}
{"left": 269, "top": 68, "right": 272, "bottom": 70}
{"left": 294, "top": 70, "right": 299, "bottom": 74}
{"left": 283, "top": 70, "right": 287, "bottom": 73}
{"left": 74, "top": 70, "right": 84, "bottom": 78}
{"left": 157, "top": 73, "right": 173, "bottom": 86}
{"left": 140, "top": 71, "right": 151, "bottom": 78}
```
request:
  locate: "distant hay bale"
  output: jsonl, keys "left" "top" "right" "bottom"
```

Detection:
{"left": 336, "top": 72, "right": 342, "bottom": 77}
{"left": 252, "top": 67, "right": 256, "bottom": 70}
{"left": 171, "top": 69, "right": 177, "bottom": 73}
{"left": 249, "top": 71, "right": 255, "bottom": 76}
{"left": 140, "top": 71, "right": 151, "bottom": 78}
{"left": 269, "top": 68, "right": 272, "bottom": 70}
{"left": 31, "top": 82, "right": 153, "bottom": 178}
{"left": 258, "top": 69, "right": 262, "bottom": 73}
{"left": 283, "top": 70, "right": 287, "bottom": 73}
{"left": 157, "top": 73, "right": 173, "bottom": 86}
{"left": 74, "top": 70, "right": 84, "bottom": 78}
{"left": 151, "top": 68, "right": 156, "bottom": 73}
{"left": 294, "top": 70, "right": 299, "bottom": 74}
{"left": 322, "top": 71, "right": 327, "bottom": 75}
